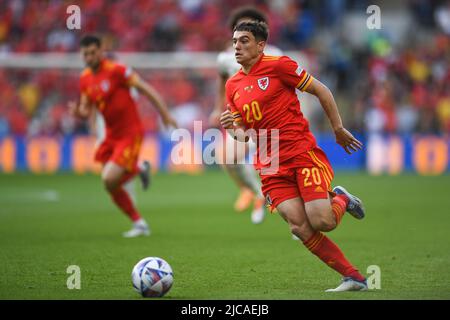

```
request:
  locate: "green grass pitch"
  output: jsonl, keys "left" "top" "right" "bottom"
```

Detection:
{"left": 0, "top": 171, "right": 449, "bottom": 299}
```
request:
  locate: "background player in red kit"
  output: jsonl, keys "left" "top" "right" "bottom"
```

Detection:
{"left": 69, "top": 35, "right": 177, "bottom": 238}
{"left": 220, "top": 22, "right": 367, "bottom": 292}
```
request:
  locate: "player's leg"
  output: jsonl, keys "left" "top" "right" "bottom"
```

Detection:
{"left": 222, "top": 164, "right": 254, "bottom": 210}
{"left": 102, "top": 161, "right": 150, "bottom": 237}
{"left": 214, "top": 134, "right": 251, "bottom": 210}
{"left": 217, "top": 133, "right": 262, "bottom": 217}
{"left": 305, "top": 192, "right": 364, "bottom": 231}
{"left": 138, "top": 160, "right": 151, "bottom": 191}
{"left": 123, "top": 179, "right": 137, "bottom": 206}
{"left": 294, "top": 150, "right": 367, "bottom": 291}
{"left": 107, "top": 162, "right": 149, "bottom": 212}
{"left": 332, "top": 185, "right": 365, "bottom": 219}
{"left": 102, "top": 161, "right": 139, "bottom": 221}
{"left": 94, "top": 117, "right": 137, "bottom": 207}
{"left": 241, "top": 140, "right": 266, "bottom": 224}
{"left": 113, "top": 159, "right": 150, "bottom": 208}
{"left": 304, "top": 194, "right": 354, "bottom": 232}
{"left": 276, "top": 197, "right": 315, "bottom": 241}
{"left": 105, "top": 136, "right": 151, "bottom": 237}
{"left": 298, "top": 148, "right": 364, "bottom": 230}
{"left": 225, "top": 134, "right": 265, "bottom": 223}
{"left": 304, "top": 197, "right": 337, "bottom": 232}
{"left": 223, "top": 134, "right": 255, "bottom": 212}
{"left": 277, "top": 196, "right": 366, "bottom": 291}
{"left": 115, "top": 159, "right": 150, "bottom": 191}
{"left": 224, "top": 164, "right": 265, "bottom": 223}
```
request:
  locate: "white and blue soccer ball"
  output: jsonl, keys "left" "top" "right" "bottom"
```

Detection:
{"left": 131, "top": 257, "right": 174, "bottom": 298}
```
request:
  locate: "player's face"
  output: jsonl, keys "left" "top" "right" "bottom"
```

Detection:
{"left": 233, "top": 31, "right": 265, "bottom": 66}
{"left": 81, "top": 44, "right": 102, "bottom": 70}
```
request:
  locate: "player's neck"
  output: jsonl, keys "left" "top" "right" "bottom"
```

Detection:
{"left": 91, "top": 58, "right": 104, "bottom": 73}
{"left": 91, "top": 65, "right": 100, "bottom": 73}
{"left": 241, "top": 53, "right": 263, "bottom": 74}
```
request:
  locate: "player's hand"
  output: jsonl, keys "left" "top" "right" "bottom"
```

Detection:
{"left": 68, "top": 101, "right": 78, "bottom": 116}
{"left": 220, "top": 110, "right": 234, "bottom": 129}
{"left": 334, "top": 127, "right": 363, "bottom": 154}
{"left": 208, "top": 108, "right": 221, "bottom": 127}
{"left": 162, "top": 114, "right": 178, "bottom": 129}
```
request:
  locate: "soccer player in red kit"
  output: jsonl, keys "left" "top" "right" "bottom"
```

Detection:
{"left": 220, "top": 22, "right": 368, "bottom": 292}
{"left": 69, "top": 35, "right": 177, "bottom": 238}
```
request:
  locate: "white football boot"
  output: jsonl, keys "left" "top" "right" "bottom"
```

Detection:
{"left": 123, "top": 219, "right": 151, "bottom": 238}
{"left": 251, "top": 198, "right": 266, "bottom": 224}
{"left": 325, "top": 277, "right": 368, "bottom": 292}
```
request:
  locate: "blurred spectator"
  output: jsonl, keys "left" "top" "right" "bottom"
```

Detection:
{"left": 410, "top": 0, "right": 437, "bottom": 28}
{"left": 279, "top": 1, "right": 316, "bottom": 49}
{"left": 435, "top": 1, "right": 450, "bottom": 35}
{"left": 396, "top": 97, "right": 419, "bottom": 134}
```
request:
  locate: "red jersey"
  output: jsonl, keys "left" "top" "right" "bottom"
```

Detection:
{"left": 225, "top": 54, "right": 317, "bottom": 169}
{"left": 79, "top": 59, "right": 144, "bottom": 140}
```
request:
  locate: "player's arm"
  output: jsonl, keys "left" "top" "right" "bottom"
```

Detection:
{"left": 220, "top": 80, "right": 249, "bottom": 142}
{"left": 220, "top": 91, "right": 248, "bottom": 142}
{"left": 68, "top": 93, "right": 93, "bottom": 119}
{"left": 219, "top": 109, "right": 249, "bottom": 142}
{"left": 304, "top": 78, "right": 363, "bottom": 154}
{"left": 88, "top": 110, "right": 98, "bottom": 134}
{"left": 130, "top": 74, "right": 178, "bottom": 129}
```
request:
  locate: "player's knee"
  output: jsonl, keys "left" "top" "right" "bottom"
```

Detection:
{"left": 103, "top": 176, "right": 119, "bottom": 192}
{"left": 310, "top": 210, "right": 336, "bottom": 232}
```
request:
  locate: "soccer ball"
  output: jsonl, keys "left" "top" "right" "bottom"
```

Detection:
{"left": 131, "top": 257, "right": 174, "bottom": 298}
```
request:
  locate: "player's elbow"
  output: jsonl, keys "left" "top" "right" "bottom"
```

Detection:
{"left": 139, "top": 82, "right": 158, "bottom": 98}
{"left": 315, "top": 82, "right": 333, "bottom": 101}
{"left": 307, "top": 78, "right": 331, "bottom": 100}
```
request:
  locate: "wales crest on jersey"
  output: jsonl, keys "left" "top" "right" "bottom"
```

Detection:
{"left": 257, "top": 77, "right": 269, "bottom": 91}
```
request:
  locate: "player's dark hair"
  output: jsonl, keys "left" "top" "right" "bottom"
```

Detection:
{"left": 234, "top": 21, "right": 269, "bottom": 42}
{"left": 228, "top": 6, "right": 268, "bottom": 31}
{"left": 80, "top": 35, "right": 101, "bottom": 48}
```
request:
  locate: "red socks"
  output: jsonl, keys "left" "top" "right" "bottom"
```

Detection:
{"left": 111, "top": 187, "right": 141, "bottom": 222}
{"left": 110, "top": 166, "right": 142, "bottom": 222}
{"left": 303, "top": 231, "right": 365, "bottom": 281}
{"left": 331, "top": 194, "right": 348, "bottom": 226}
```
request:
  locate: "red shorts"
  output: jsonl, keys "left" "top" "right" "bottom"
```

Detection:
{"left": 94, "top": 135, "right": 143, "bottom": 172}
{"left": 260, "top": 147, "right": 334, "bottom": 211}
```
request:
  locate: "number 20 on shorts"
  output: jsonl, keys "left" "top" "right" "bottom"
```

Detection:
{"left": 302, "top": 167, "right": 322, "bottom": 186}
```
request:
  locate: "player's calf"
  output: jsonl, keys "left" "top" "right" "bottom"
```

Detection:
{"left": 314, "top": 215, "right": 337, "bottom": 232}
{"left": 305, "top": 199, "right": 337, "bottom": 232}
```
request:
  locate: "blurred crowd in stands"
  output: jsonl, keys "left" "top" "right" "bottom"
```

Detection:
{"left": 0, "top": 0, "right": 449, "bottom": 137}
